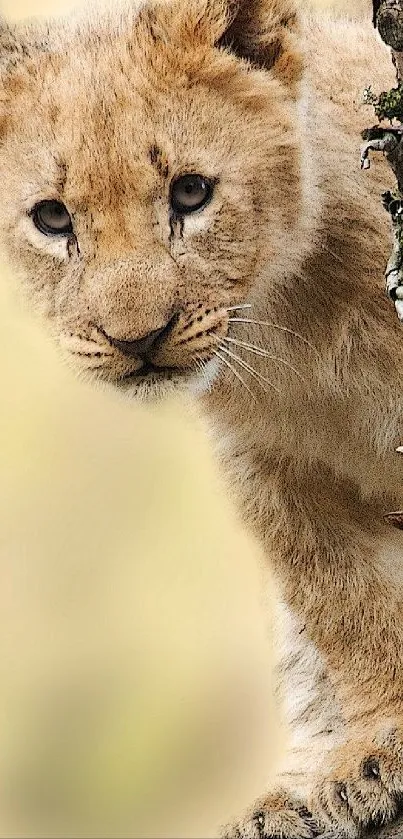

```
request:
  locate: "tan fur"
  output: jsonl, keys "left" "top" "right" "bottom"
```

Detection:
{"left": 0, "top": 0, "right": 403, "bottom": 835}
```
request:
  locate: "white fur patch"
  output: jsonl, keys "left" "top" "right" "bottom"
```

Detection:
{"left": 186, "top": 357, "right": 222, "bottom": 397}
{"left": 274, "top": 600, "right": 345, "bottom": 798}
{"left": 18, "top": 216, "right": 70, "bottom": 263}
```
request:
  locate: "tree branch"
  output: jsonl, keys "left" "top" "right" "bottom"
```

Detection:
{"left": 374, "top": 0, "right": 403, "bottom": 78}
{"left": 363, "top": 0, "right": 403, "bottom": 320}
{"left": 376, "top": 0, "right": 403, "bottom": 49}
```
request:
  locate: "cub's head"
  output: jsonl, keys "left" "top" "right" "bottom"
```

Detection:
{"left": 0, "top": 0, "right": 302, "bottom": 400}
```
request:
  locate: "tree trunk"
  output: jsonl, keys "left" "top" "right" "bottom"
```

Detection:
{"left": 362, "top": 1, "right": 403, "bottom": 320}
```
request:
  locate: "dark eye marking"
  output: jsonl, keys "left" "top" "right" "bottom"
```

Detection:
{"left": 67, "top": 235, "right": 80, "bottom": 259}
{"left": 30, "top": 200, "right": 73, "bottom": 237}
{"left": 170, "top": 174, "right": 215, "bottom": 216}
{"left": 149, "top": 145, "right": 169, "bottom": 179}
{"left": 169, "top": 214, "right": 185, "bottom": 243}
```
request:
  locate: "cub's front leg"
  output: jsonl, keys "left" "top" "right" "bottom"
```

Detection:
{"left": 222, "top": 473, "right": 403, "bottom": 838}
{"left": 312, "top": 723, "right": 403, "bottom": 835}
{"left": 221, "top": 597, "right": 343, "bottom": 838}
{"left": 221, "top": 791, "right": 320, "bottom": 838}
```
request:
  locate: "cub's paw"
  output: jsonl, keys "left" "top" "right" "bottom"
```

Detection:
{"left": 221, "top": 791, "right": 320, "bottom": 838}
{"left": 312, "top": 726, "right": 403, "bottom": 837}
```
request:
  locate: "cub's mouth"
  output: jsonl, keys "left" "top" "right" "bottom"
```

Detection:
{"left": 118, "top": 360, "right": 190, "bottom": 392}
{"left": 121, "top": 361, "right": 184, "bottom": 380}
{"left": 60, "top": 304, "right": 235, "bottom": 400}
{"left": 109, "top": 350, "right": 222, "bottom": 403}
{"left": 114, "top": 364, "right": 193, "bottom": 402}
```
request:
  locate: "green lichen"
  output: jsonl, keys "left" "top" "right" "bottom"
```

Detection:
{"left": 364, "top": 83, "right": 403, "bottom": 123}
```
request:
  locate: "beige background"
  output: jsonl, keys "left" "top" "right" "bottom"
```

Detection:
{"left": 0, "top": 0, "right": 368, "bottom": 837}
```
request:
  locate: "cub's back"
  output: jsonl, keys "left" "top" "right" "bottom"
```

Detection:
{"left": 303, "top": 9, "right": 395, "bottom": 129}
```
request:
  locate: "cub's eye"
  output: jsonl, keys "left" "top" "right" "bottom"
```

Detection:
{"left": 31, "top": 200, "right": 73, "bottom": 237}
{"left": 170, "top": 174, "right": 214, "bottom": 215}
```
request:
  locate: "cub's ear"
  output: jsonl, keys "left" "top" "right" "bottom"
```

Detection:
{"left": 214, "top": 0, "right": 302, "bottom": 90}
{"left": 0, "top": 17, "right": 48, "bottom": 75}
{"left": 0, "top": 18, "right": 25, "bottom": 71}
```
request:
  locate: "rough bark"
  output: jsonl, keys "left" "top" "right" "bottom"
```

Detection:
{"left": 376, "top": 0, "right": 403, "bottom": 50}
{"left": 363, "top": 0, "right": 403, "bottom": 321}
{"left": 377, "top": 0, "right": 403, "bottom": 78}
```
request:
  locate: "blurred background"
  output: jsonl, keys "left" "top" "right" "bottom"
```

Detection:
{"left": 0, "top": 0, "right": 371, "bottom": 836}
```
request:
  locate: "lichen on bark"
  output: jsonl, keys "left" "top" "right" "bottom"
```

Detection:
{"left": 363, "top": 82, "right": 403, "bottom": 122}
{"left": 361, "top": 0, "right": 403, "bottom": 321}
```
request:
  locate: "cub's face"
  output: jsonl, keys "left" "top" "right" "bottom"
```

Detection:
{"left": 0, "top": 0, "right": 302, "bottom": 400}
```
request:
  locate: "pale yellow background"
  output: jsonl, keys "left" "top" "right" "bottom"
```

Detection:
{"left": 0, "top": 0, "right": 366, "bottom": 837}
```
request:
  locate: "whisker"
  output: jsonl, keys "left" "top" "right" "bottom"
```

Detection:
{"left": 321, "top": 242, "right": 344, "bottom": 265}
{"left": 195, "top": 357, "right": 218, "bottom": 395}
{"left": 213, "top": 350, "right": 256, "bottom": 401}
{"left": 226, "top": 304, "right": 253, "bottom": 312}
{"left": 229, "top": 318, "right": 319, "bottom": 357}
{"left": 195, "top": 358, "right": 209, "bottom": 392}
{"left": 217, "top": 343, "right": 281, "bottom": 395}
{"left": 221, "top": 335, "right": 308, "bottom": 386}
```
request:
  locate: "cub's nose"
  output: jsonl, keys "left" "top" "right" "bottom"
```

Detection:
{"left": 105, "top": 314, "right": 177, "bottom": 360}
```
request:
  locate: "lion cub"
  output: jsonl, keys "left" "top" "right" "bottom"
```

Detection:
{"left": 0, "top": 0, "right": 402, "bottom": 835}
